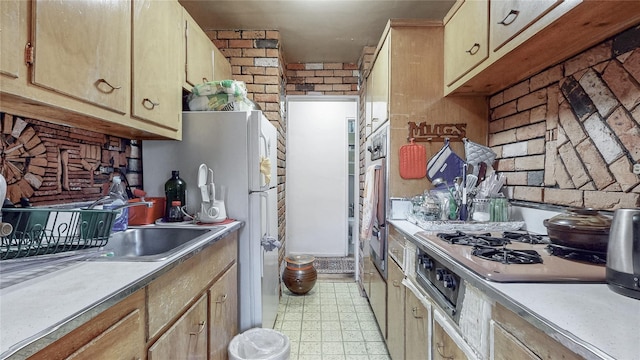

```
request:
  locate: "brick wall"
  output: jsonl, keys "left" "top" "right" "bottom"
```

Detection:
{"left": 490, "top": 25, "right": 640, "bottom": 210}
{"left": 0, "top": 113, "right": 140, "bottom": 206}
{"left": 285, "top": 63, "right": 359, "bottom": 95}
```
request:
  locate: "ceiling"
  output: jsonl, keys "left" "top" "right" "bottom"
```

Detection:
{"left": 179, "top": 0, "right": 456, "bottom": 64}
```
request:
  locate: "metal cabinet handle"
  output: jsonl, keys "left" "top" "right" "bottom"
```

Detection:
{"left": 465, "top": 43, "right": 480, "bottom": 55}
{"left": 391, "top": 248, "right": 399, "bottom": 254}
{"left": 392, "top": 280, "right": 401, "bottom": 287}
{"left": 411, "top": 306, "right": 423, "bottom": 318}
{"left": 190, "top": 321, "right": 206, "bottom": 335}
{"left": 216, "top": 294, "right": 228, "bottom": 303}
{"left": 143, "top": 98, "right": 160, "bottom": 109}
{"left": 498, "top": 9, "right": 520, "bottom": 26}
{"left": 96, "top": 78, "right": 121, "bottom": 92}
{"left": 436, "top": 342, "right": 454, "bottom": 360}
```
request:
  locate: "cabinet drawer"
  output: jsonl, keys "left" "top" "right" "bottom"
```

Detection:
{"left": 491, "top": 321, "right": 539, "bottom": 360}
{"left": 491, "top": 0, "right": 562, "bottom": 52}
{"left": 444, "top": 0, "right": 489, "bottom": 86}
{"left": 147, "top": 232, "right": 237, "bottom": 339}
{"left": 388, "top": 224, "right": 406, "bottom": 268}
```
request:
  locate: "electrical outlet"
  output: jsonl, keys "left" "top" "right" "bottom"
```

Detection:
{"left": 634, "top": 163, "right": 640, "bottom": 175}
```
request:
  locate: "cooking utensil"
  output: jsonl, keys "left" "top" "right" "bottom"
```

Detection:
{"left": 543, "top": 208, "right": 611, "bottom": 252}
{"left": 606, "top": 208, "right": 640, "bottom": 300}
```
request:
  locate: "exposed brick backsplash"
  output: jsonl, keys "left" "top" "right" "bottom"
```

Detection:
{"left": 0, "top": 113, "right": 140, "bottom": 206}
{"left": 285, "top": 63, "right": 359, "bottom": 95}
{"left": 491, "top": 25, "right": 640, "bottom": 210}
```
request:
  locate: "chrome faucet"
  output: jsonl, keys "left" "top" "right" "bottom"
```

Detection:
{"left": 86, "top": 195, "right": 153, "bottom": 210}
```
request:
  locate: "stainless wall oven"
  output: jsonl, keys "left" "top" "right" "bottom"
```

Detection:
{"left": 367, "top": 123, "right": 389, "bottom": 279}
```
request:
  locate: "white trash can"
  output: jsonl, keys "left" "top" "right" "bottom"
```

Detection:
{"left": 228, "top": 328, "right": 290, "bottom": 360}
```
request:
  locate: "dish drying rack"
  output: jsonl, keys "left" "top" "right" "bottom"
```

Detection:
{"left": 0, "top": 208, "right": 117, "bottom": 260}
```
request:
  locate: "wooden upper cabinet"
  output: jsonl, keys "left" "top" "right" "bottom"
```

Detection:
{"left": 183, "top": 8, "right": 214, "bottom": 89}
{"left": 213, "top": 46, "right": 232, "bottom": 81}
{"left": 31, "top": 0, "right": 130, "bottom": 114}
{"left": 370, "top": 35, "right": 389, "bottom": 134}
{"left": 0, "top": 1, "right": 26, "bottom": 79}
{"left": 444, "top": 0, "right": 489, "bottom": 86}
{"left": 132, "top": 0, "right": 183, "bottom": 131}
{"left": 490, "top": 0, "right": 562, "bottom": 52}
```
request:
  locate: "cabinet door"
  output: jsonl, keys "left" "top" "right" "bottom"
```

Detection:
{"left": 209, "top": 263, "right": 238, "bottom": 360}
{"left": 31, "top": 0, "right": 130, "bottom": 114}
{"left": 369, "top": 259, "right": 387, "bottom": 338}
{"left": 213, "top": 45, "right": 233, "bottom": 81}
{"left": 444, "top": 0, "right": 489, "bottom": 86}
{"left": 490, "top": 0, "right": 562, "bottom": 52}
{"left": 492, "top": 321, "right": 540, "bottom": 360}
{"left": 364, "top": 73, "right": 374, "bottom": 139}
{"left": 66, "top": 309, "right": 144, "bottom": 360}
{"left": 132, "top": 0, "right": 183, "bottom": 131}
{"left": 404, "top": 288, "right": 430, "bottom": 360}
{"left": 184, "top": 8, "right": 214, "bottom": 88}
{"left": 370, "top": 35, "right": 389, "bottom": 133}
{"left": 433, "top": 312, "right": 469, "bottom": 360}
{"left": 388, "top": 223, "right": 405, "bottom": 267}
{"left": 149, "top": 295, "right": 208, "bottom": 360}
{"left": 0, "top": 0, "right": 26, "bottom": 79}
{"left": 386, "top": 258, "right": 405, "bottom": 360}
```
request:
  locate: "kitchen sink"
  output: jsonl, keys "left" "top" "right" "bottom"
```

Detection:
{"left": 98, "top": 226, "right": 223, "bottom": 261}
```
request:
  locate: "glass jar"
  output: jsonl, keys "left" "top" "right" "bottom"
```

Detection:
{"left": 471, "top": 198, "right": 491, "bottom": 222}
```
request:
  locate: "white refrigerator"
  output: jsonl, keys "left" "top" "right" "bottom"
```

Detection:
{"left": 142, "top": 110, "right": 280, "bottom": 331}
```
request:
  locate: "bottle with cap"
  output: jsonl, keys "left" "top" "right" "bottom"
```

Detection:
{"left": 164, "top": 171, "right": 186, "bottom": 222}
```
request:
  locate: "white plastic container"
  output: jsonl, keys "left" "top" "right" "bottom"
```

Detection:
{"left": 228, "top": 328, "right": 290, "bottom": 360}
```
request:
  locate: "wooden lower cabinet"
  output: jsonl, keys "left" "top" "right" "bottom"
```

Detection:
{"left": 492, "top": 303, "right": 582, "bottom": 360}
{"left": 492, "top": 321, "right": 539, "bottom": 360}
{"left": 29, "top": 232, "right": 239, "bottom": 360}
{"left": 368, "top": 258, "right": 387, "bottom": 338}
{"left": 404, "top": 288, "right": 430, "bottom": 360}
{"left": 386, "top": 257, "right": 405, "bottom": 360}
{"left": 148, "top": 295, "right": 208, "bottom": 360}
{"left": 433, "top": 317, "right": 468, "bottom": 360}
{"left": 29, "top": 289, "right": 146, "bottom": 360}
{"left": 209, "top": 263, "right": 238, "bottom": 360}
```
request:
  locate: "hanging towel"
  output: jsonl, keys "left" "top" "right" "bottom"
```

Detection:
{"left": 360, "top": 164, "right": 380, "bottom": 241}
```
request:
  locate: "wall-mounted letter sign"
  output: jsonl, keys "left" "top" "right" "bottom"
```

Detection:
{"left": 407, "top": 122, "right": 466, "bottom": 142}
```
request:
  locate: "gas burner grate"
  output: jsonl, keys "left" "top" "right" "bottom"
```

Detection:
{"left": 545, "top": 244, "right": 606, "bottom": 265}
{"left": 472, "top": 245, "right": 543, "bottom": 264}
{"left": 437, "top": 231, "right": 510, "bottom": 247}
{"left": 502, "top": 231, "right": 550, "bottom": 245}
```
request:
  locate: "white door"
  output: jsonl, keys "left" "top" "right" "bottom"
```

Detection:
{"left": 286, "top": 97, "right": 357, "bottom": 257}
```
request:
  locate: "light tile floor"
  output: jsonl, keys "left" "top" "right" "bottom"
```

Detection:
{"left": 273, "top": 277, "right": 390, "bottom": 360}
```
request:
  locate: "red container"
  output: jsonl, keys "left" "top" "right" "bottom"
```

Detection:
{"left": 128, "top": 197, "right": 165, "bottom": 225}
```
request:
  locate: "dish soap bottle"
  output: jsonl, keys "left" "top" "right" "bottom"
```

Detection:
{"left": 164, "top": 170, "right": 186, "bottom": 222}
{"left": 108, "top": 175, "right": 129, "bottom": 231}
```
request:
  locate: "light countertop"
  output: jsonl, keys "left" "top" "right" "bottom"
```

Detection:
{"left": 390, "top": 219, "right": 640, "bottom": 360}
{"left": 0, "top": 221, "right": 243, "bottom": 360}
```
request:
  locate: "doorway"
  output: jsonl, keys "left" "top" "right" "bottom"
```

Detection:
{"left": 286, "top": 96, "right": 359, "bottom": 274}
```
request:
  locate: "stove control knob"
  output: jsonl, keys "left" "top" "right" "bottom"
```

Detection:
{"left": 435, "top": 268, "right": 445, "bottom": 281}
{"left": 422, "top": 258, "right": 433, "bottom": 270}
{"left": 443, "top": 274, "right": 457, "bottom": 290}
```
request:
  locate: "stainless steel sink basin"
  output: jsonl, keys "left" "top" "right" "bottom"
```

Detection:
{"left": 99, "top": 226, "right": 223, "bottom": 261}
